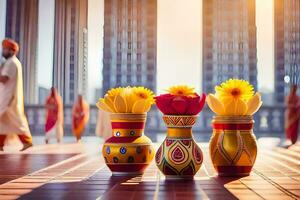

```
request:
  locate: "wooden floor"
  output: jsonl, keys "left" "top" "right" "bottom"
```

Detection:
{"left": 0, "top": 139, "right": 299, "bottom": 200}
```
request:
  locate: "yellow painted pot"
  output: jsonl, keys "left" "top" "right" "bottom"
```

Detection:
{"left": 102, "top": 113, "right": 154, "bottom": 175}
{"left": 209, "top": 115, "right": 257, "bottom": 176}
{"left": 155, "top": 115, "right": 203, "bottom": 179}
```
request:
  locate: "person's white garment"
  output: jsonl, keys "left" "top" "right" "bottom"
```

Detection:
{"left": 0, "top": 55, "right": 31, "bottom": 136}
{"left": 95, "top": 110, "right": 112, "bottom": 140}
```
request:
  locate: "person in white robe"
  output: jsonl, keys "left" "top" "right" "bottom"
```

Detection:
{"left": 0, "top": 39, "right": 32, "bottom": 151}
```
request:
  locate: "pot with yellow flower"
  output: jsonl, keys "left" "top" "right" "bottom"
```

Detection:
{"left": 155, "top": 85, "right": 206, "bottom": 179}
{"left": 206, "top": 79, "right": 263, "bottom": 176}
{"left": 96, "top": 86, "right": 155, "bottom": 175}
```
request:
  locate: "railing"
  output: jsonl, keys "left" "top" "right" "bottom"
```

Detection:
{"left": 25, "top": 104, "right": 285, "bottom": 138}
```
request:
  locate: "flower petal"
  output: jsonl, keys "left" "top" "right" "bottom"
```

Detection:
{"left": 96, "top": 98, "right": 113, "bottom": 112}
{"left": 246, "top": 92, "right": 263, "bottom": 115}
{"left": 235, "top": 99, "right": 247, "bottom": 115}
{"left": 206, "top": 94, "right": 225, "bottom": 115}
{"left": 114, "top": 94, "right": 127, "bottom": 113}
{"left": 171, "top": 96, "right": 188, "bottom": 114}
{"left": 131, "top": 99, "right": 145, "bottom": 113}
{"left": 155, "top": 94, "right": 177, "bottom": 114}
{"left": 186, "top": 93, "right": 206, "bottom": 115}
{"left": 224, "top": 100, "right": 236, "bottom": 115}
{"left": 104, "top": 95, "right": 116, "bottom": 112}
{"left": 121, "top": 87, "right": 133, "bottom": 112}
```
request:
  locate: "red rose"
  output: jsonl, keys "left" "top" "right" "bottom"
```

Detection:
{"left": 155, "top": 93, "right": 206, "bottom": 115}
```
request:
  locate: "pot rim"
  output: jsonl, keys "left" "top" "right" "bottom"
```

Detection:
{"left": 213, "top": 115, "right": 253, "bottom": 119}
{"left": 163, "top": 114, "right": 199, "bottom": 118}
{"left": 110, "top": 113, "right": 147, "bottom": 120}
{"left": 212, "top": 115, "right": 254, "bottom": 123}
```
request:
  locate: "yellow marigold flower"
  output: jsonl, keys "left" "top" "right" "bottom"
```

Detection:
{"left": 215, "top": 79, "right": 254, "bottom": 104}
{"left": 132, "top": 86, "right": 155, "bottom": 104}
{"left": 167, "top": 85, "right": 195, "bottom": 96}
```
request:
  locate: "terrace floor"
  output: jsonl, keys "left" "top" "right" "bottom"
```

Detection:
{"left": 0, "top": 136, "right": 299, "bottom": 200}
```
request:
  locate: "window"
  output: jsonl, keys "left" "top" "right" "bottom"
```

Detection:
{"left": 117, "top": 52, "right": 122, "bottom": 61}
{"left": 137, "top": 64, "right": 142, "bottom": 72}
{"left": 137, "top": 42, "right": 141, "bottom": 49}
{"left": 127, "top": 63, "right": 131, "bottom": 70}
{"left": 127, "top": 53, "right": 131, "bottom": 60}
{"left": 137, "top": 53, "right": 141, "bottom": 61}
{"left": 137, "top": 74, "right": 141, "bottom": 82}
{"left": 117, "top": 31, "right": 122, "bottom": 39}
{"left": 117, "top": 64, "right": 121, "bottom": 72}
{"left": 239, "top": 64, "right": 244, "bottom": 72}
{"left": 127, "top": 75, "right": 131, "bottom": 83}
{"left": 128, "top": 42, "right": 131, "bottom": 49}
{"left": 238, "top": 42, "right": 243, "bottom": 50}
{"left": 117, "top": 42, "right": 121, "bottom": 50}
{"left": 228, "top": 64, "right": 233, "bottom": 72}
{"left": 116, "top": 75, "right": 121, "bottom": 84}
{"left": 128, "top": 19, "right": 131, "bottom": 28}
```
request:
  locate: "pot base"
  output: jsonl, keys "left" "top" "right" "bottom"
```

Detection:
{"left": 107, "top": 163, "right": 149, "bottom": 175}
{"left": 165, "top": 175, "right": 194, "bottom": 180}
{"left": 216, "top": 166, "right": 252, "bottom": 177}
{"left": 112, "top": 171, "right": 143, "bottom": 176}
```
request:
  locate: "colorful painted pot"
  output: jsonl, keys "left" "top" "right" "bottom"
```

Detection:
{"left": 209, "top": 115, "right": 257, "bottom": 176}
{"left": 155, "top": 115, "right": 203, "bottom": 179}
{"left": 102, "top": 113, "right": 154, "bottom": 175}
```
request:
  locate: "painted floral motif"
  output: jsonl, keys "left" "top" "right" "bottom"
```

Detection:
{"left": 155, "top": 146, "right": 162, "bottom": 165}
{"left": 166, "top": 139, "right": 174, "bottom": 147}
{"left": 170, "top": 145, "right": 186, "bottom": 164}
{"left": 193, "top": 144, "right": 203, "bottom": 164}
{"left": 156, "top": 127, "right": 203, "bottom": 177}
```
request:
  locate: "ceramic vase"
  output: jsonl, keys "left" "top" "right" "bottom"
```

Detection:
{"left": 102, "top": 113, "right": 154, "bottom": 175}
{"left": 155, "top": 115, "right": 203, "bottom": 179}
{"left": 209, "top": 115, "right": 257, "bottom": 176}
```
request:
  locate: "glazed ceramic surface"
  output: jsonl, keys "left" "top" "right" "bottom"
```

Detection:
{"left": 209, "top": 115, "right": 257, "bottom": 176}
{"left": 102, "top": 113, "right": 154, "bottom": 175}
{"left": 155, "top": 115, "right": 203, "bottom": 179}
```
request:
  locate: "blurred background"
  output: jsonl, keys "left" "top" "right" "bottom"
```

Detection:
{"left": 0, "top": 0, "right": 299, "bottom": 141}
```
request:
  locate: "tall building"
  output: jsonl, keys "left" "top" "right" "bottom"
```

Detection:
{"left": 274, "top": 0, "right": 300, "bottom": 103}
{"left": 202, "top": 0, "right": 257, "bottom": 93}
{"left": 102, "top": 0, "right": 157, "bottom": 95}
{"left": 53, "top": 0, "right": 88, "bottom": 104}
{"left": 5, "top": 0, "right": 39, "bottom": 104}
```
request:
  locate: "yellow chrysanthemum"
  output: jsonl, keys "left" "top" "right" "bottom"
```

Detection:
{"left": 167, "top": 85, "right": 195, "bottom": 96}
{"left": 215, "top": 79, "right": 254, "bottom": 104}
{"left": 106, "top": 87, "right": 123, "bottom": 98}
{"left": 97, "top": 86, "right": 155, "bottom": 113}
{"left": 132, "top": 86, "right": 155, "bottom": 104}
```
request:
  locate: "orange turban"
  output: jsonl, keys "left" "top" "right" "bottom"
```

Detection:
{"left": 2, "top": 39, "right": 19, "bottom": 53}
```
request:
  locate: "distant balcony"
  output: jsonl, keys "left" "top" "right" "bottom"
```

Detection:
{"left": 25, "top": 104, "right": 286, "bottom": 141}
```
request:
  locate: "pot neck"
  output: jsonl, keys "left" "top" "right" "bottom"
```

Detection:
{"left": 166, "top": 127, "right": 193, "bottom": 138}
{"left": 110, "top": 113, "right": 146, "bottom": 137}
{"left": 212, "top": 115, "right": 254, "bottom": 131}
{"left": 111, "top": 121, "right": 145, "bottom": 137}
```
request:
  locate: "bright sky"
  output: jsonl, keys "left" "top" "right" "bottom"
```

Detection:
{"left": 256, "top": 0, "right": 274, "bottom": 92}
{"left": 87, "top": 0, "right": 103, "bottom": 101}
{"left": 0, "top": 0, "right": 275, "bottom": 102}
{"left": 37, "top": 0, "right": 55, "bottom": 89}
{"left": 157, "top": 0, "right": 202, "bottom": 94}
